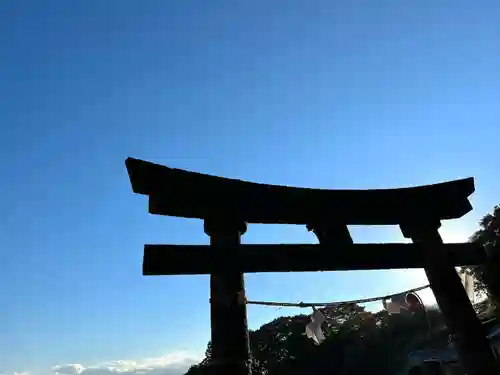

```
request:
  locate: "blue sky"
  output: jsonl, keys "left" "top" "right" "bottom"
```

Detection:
{"left": 1, "top": 0, "right": 499, "bottom": 374}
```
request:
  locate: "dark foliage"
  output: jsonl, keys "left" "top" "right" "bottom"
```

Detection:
{"left": 463, "top": 205, "right": 500, "bottom": 312}
{"left": 185, "top": 304, "right": 447, "bottom": 375}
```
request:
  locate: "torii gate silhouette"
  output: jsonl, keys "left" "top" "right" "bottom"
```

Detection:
{"left": 125, "top": 157, "right": 498, "bottom": 375}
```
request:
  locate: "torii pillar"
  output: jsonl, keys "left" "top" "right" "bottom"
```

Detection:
{"left": 204, "top": 219, "right": 251, "bottom": 375}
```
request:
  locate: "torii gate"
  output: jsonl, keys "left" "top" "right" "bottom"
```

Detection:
{"left": 125, "top": 157, "right": 498, "bottom": 375}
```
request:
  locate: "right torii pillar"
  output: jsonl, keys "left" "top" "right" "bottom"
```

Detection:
{"left": 401, "top": 222, "right": 498, "bottom": 375}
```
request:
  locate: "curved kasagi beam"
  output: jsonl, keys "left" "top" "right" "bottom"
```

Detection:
{"left": 125, "top": 157, "right": 474, "bottom": 225}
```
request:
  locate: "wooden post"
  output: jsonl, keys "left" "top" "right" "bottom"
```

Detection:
{"left": 307, "top": 222, "right": 353, "bottom": 246}
{"left": 401, "top": 222, "right": 499, "bottom": 375}
{"left": 204, "top": 219, "right": 251, "bottom": 375}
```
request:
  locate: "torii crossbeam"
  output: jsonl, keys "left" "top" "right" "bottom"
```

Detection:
{"left": 125, "top": 157, "right": 498, "bottom": 375}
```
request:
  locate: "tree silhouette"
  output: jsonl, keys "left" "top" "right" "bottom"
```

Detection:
{"left": 464, "top": 205, "right": 500, "bottom": 309}
{"left": 185, "top": 303, "right": 448, "bottom": 375}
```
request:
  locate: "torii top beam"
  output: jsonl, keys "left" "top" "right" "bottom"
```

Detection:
{"left": 125, "top": 157, "right": 474, "bottom": 225}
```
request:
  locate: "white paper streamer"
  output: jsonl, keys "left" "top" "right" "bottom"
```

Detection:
{"left": 305, "top": 307, "right": 326, "bottom": 345}
{"left": 460, "top": 271, "right": 475, "bottom": 304}
{"left": 383, "top": 293, "right": 408, "bottom": 314}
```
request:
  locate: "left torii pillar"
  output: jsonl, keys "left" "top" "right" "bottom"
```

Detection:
{"left": 204, "top": 218, "right": 251, "bottom": 375}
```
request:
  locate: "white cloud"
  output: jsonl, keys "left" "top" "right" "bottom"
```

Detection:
{"left": 52, "top": 365, "right": 84, "bottom": 375}
{"left": 51, "top": 352, "right": 200, "bottom": 375}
